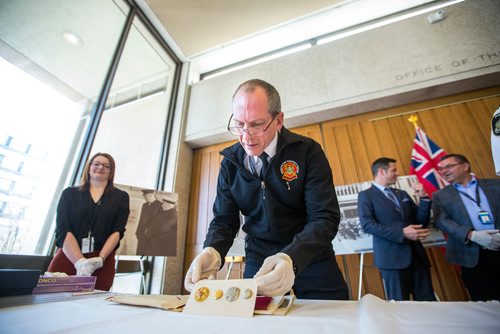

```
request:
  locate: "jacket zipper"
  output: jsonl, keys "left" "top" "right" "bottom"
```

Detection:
{"left": 221, "top": 138, "right": 303, "bottom": 241}
{"left": 260, "top": 180, "right": 280, "bottom": 241}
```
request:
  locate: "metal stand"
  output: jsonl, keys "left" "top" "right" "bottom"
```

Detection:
{"left": 225, "top": 261, "right": 234, "bottom": 280}
{"left": 358, "top": 252, "right": 365, "bottom": 300}
{"left": 115, "top": 255, "right": 147, "bottom": 294}
{"left": 224, "top": 256, "right": 244, "bottom": 280}
{"left": 358, "top": 246, "right": 443, "bottom": 301}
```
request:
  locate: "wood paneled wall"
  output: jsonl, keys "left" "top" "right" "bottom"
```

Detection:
{"left": 185, "top": 86, "right": 500, "bottom": 300}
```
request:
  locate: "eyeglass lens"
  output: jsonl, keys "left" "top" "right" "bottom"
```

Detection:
{"left": 227, "top": 114, "right": 276, "bottom": 136}
{"left": 438, "top": 163, "right": 461, "bottom": 171}
{"left": 92, "top": 162, "right": 111, "bottom": 169}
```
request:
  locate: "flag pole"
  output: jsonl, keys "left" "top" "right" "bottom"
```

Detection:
{"left": 408, "top": 115, "right": 419, "bottom": 128}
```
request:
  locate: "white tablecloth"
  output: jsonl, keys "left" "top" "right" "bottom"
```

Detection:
{"left": 1, "top": 293, "right": 499, "bottom": 334}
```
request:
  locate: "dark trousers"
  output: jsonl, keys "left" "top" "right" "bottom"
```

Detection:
{"left": 461, "top": 248, "right": 500, "bottom": 301}
{"left": 244, "top": 256, "right": 349, "bottom": 300}
{"left": 48, "top": 249, "right": 116, "bottom": 291}
{"left": 379, "top": 249, "right": 435, "bottom": 301}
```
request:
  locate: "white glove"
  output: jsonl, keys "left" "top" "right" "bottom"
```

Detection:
{"left": 74, "top": 258, "right": 94, "bottom": 276}
{"left": 254, "top": 253, "right": 295, "bottom": 297}
{"left": 184, "top": 247, "right": 221, "bottom": 292}
{"left": 87, "top": 256, "right": 104, "bottom": 272}
{"left": 470, "top": 230, "right": 500, "bottom": 250}
{"left": 493, "top": 233, "right": 500, "bottom": 250}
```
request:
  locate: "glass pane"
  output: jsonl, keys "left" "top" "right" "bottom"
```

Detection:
{"left": 91, "top": 17, "right": 177, "bottom": 189}
{"left": 0, "top": 0, "right": 129, "bottom": 255}
{"left": 90, "top": 17, "right": 177, "bottom": 294}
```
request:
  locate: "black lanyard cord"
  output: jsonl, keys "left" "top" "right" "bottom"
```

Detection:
{"left": 87, "top": 194, "right": 102, "bottom": 237}
{"left": 457, "top": 184, "right": 481, "bottom": 208}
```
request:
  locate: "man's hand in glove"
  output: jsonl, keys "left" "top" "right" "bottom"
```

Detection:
{"left": 254, "top": 253, "right": 295, "bottom": 297}
{"left": 470, "top": 230, "right": 500, "bottom": 250}
{"left": 184, "top": 247, "right": 221, "bottom": 292}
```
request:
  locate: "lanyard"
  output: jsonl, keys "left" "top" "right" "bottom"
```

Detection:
{"left": 87, "top": 194, "right": 102, "bottom": 237}
{"left": 457, "top": 184, "right": 481, "bottom": 208}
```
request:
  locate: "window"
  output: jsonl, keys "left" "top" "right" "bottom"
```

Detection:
{"left": 0, "top": 0, "right": 130, "bottom": 255}
{"left": 0, "top": 177, "right": 12, "bottom": 193}
{"left": 92, "top": 16, "right": 177, "bottom": 189}
{"left": 0, "top": 0, "right": 178, "bottom": 258}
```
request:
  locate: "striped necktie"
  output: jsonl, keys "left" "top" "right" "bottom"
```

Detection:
{"left": 384, "top": 188, "right": 400, "bottom": 209}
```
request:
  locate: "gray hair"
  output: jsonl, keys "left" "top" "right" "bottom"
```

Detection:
{"left": 233, "top": 79, "right": 281, "bottom": 117}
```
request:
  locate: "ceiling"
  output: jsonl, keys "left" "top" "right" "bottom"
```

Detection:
{"left": 141, "top": 0, "right": 438, "bottom": 74}
{"left": 0, "top": 0, "right": 442, "bottom": 103}
{"left": 144, "top": 0, "right": 346, "bottom": 57}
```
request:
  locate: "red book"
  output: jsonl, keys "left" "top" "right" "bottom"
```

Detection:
{"left": 254, "top": 296, "right": 273, "bottom": 310}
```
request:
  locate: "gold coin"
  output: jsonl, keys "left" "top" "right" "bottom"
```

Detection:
{"left": 194, "top": 287, "right": 210, "bottom": 302}
{"left": 214, "top": 289, "right": 224, "bottom": 299}
{"left": 242, "top": 288, "right": 253, "bottom": 299}
{"left": 214, "top": 289, "right": 223, "bottom": 299}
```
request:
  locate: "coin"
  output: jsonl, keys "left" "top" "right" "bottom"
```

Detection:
{"left": 194, "top": 287, "right": 210, "bottom": 302}
{"left": 214, "top": 289, "right": 223, "bottom": 299}
{"left": 242, "top": 288, "right": 253, "bottom": 299}
{"left": 226, "top": 287, "right": 240, "bottom": 302}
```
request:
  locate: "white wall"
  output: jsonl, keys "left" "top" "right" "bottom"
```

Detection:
{"left": 185, "top": 0, "right": 500, "bottom": 147}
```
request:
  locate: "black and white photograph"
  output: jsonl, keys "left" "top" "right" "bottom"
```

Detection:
{"left": 333, "top": 175, "right": 446, "bottom": 255}
{"left": 115, "top": 185, "right": 178, "bottom": 257}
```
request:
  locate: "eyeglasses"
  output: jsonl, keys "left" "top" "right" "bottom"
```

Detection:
{"left": 437, "top": 162, "right": 463, "bottom": 172}
{"left": 91, "top": 162, "right": 111, "bottom": 170}
{"left": 227, "top": 114, "right": 277, "bottom": 136}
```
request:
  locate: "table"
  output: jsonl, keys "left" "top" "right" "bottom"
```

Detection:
{"left": 1, "top": 293, "right": 499, "bottom": 333}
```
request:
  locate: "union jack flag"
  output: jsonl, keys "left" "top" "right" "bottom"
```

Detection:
{"left": 409, "top": 126, "right": 448, "bottom": 197}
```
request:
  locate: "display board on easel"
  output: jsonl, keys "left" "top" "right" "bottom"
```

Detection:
{"left": 115, "top": 184, "right": 178, "bottom": 257}
{"left": 333, "top": 175, "right": 445, "bottom": 256}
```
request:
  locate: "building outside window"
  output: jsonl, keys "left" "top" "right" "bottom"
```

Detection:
{"left": 0, "top": 0, "right": 179, "bottom": 286}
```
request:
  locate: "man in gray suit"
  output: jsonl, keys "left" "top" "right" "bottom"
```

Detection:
{"left": 433, "top": 153, "right": 500, "bottom": 301}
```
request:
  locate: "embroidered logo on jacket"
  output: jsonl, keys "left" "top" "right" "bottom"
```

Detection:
{"left": 280, "top": 160, "right": 299, "bottom": 181}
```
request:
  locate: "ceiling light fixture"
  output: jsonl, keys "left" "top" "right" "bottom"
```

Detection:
{"left": 62, "top": 31, "right": 83, "bottom": 47}
{"left": 202, "top": 44, "right": 311, "bottom": 80}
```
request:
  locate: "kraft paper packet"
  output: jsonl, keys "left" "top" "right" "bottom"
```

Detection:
{"left": 106, "top": 294, "right": 189, "bottom": 311}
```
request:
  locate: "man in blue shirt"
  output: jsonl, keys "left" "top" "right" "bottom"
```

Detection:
{"left": 433, "top": 153, "right": 500, "bottom": 301}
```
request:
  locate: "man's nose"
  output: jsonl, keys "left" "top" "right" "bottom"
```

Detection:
{"left": 241, "top": 128, "right": 254, "bottom": 138}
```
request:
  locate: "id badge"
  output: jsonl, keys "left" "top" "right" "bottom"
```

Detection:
{"left": 478, "top": 211, "right": 493, "bottom": 224}
{"left": 81, "top": 236, "right": 95, "bottom": 253}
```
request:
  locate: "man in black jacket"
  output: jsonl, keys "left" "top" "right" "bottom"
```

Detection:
{"left": 135, "top": 190, "right": 161, "bottom": 255}
{"left": 184, "top": 79, "right": 348, "bottom": 300}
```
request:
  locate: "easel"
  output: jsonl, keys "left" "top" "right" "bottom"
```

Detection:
{"left": 357, "top": 251, "right": 366, "bottom": 300}
{"left": 224, "top": 256, "right": 245, "bottom": 280}
{"left": 357, "top": 243, "right": 443, "bottom": 301}
{"left": 115, "top": 255, "right": 148, "bottom": 294}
